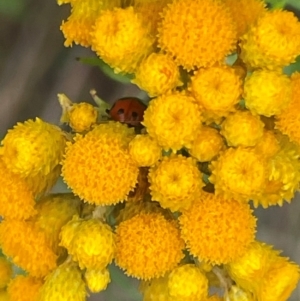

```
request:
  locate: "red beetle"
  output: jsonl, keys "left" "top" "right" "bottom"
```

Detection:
{"left": 107, "top": 97, "right": 147, "bottom": 127}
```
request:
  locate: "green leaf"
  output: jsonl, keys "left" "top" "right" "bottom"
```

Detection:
{"left": 287, "top": 0, "right": 300, "bottom": 10}
{"left": 0, "top": 0, "right": 25, "bottom": 18}
{"left": 77, "top": 57, "right": 134, "bottom": 84}
{"left": 266, "top": 0, "right": 287, "bottom": 8}
{"left": 283, "top": 55, "right": 300, "bottom": 75}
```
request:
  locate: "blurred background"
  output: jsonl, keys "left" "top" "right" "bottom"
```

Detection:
{"left": 1, "top": 0, "right": 300, "bottom": 300}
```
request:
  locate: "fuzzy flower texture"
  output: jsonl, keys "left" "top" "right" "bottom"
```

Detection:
{"left": 1, "top": 0, "right": 300, "bottom": 300}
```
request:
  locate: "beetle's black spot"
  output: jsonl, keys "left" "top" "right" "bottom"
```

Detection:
{"left": 132, "top": 111, "right": 138, "bottom": 119}
{"left": 117, "top": 108, "right": 125, "bottom": 115}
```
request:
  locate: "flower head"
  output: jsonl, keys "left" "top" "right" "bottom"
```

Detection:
{"left": 92, "top": 7, "right": 154, "bottom": 73}
{"left": 179, "top": 192, "right": 256, "bottom": 265}
{"left": 115, "top": 213, "right": 185, "bottom": 279}
{"left": 143, "top": 93, "right": 202, "bottom": 151}
{"left": 62, "top": 122, "right": 139, "bottom": 205}
{"left": 149, "top": 155, "right": 203, "bottom": 212}
{"left": 84, "top": 268, "right": 110, "bottom": 293}
{"left": 158, "top": 0, "right": 237, "bottom": 70}
{"left": 240, "top": 10, "right": 300, "bottom": 69}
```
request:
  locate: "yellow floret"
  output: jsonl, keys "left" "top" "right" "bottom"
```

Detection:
{"left": 68, "top": 102, "right": 98, "bottom": 132}
{"left": 254, "top": 130, "right": 280, "bottom": 158}
{"left": 240, "top": 10, "right": 300, "bottom": 69}
{"left": 210, "top": 147, "right": 267, "bottom": 202}
{"left": 39, "top": 262, "right": 86, "bottom": 301}
{"left": 1, "top": 118, "right": 66, "bottom": 196}
{"left": 132, "top": 52, "right": 182, "bottom": 97}
{"left": 188, "top": 126, "right": 225, "bottom": 162}
{"left": 60, "top": 218, "right": 115, "bottom": 270}
{"left": 7, "top": 276, "right": 43, "bottom": 301}
{"left": 148, "top": 155, "right": 203, "bottom": 212}
{"left": 275, "top": 72, "right": 300, "bottom": 146}
{"left": 33, "top": 193, "right": 82, "bottom": 255}
{"left": 142, "top": 93, "right": 202, "bottom": 151}
{"left": 0, "top": 159, "right": 36, "bottom": 220}
{"left": 92, "top": 7, "right": 154, "bottom": 74}
{"left": 244, "top": 70, "right": 291, "bottom": 117}
{"left": 0, "top": 257, "right": 12, "bottom": 289}
{"left": 179, "top": 192, "right": 256, "bottom": 265}
{"left": 0, "top": 220, "right": 57, "bottom": 278}
{"left": 84, "top": 268, "right": 110, "bottom": 293}
{"left": 158, "top": 0, "right": 237, "bottom": 70}
{"left": 129, "top": 134, "right": 162, "bottom": 167}
{"left": 190, "top": 65, "right": 242, "bottom": 117}
{"left": 221, "top": 110, "right": 264, "bottom": 147}
{"left": 62, "top": 122, "right": 139, "bottom": 205}
{"left": 168, "top": 264, "right": 208, "bottom": 301}
{"left": 115, "top": 212, "right": 185, "bottom": 279}
{"left": 222, "top": 0, "right": 266, "bottom": 38}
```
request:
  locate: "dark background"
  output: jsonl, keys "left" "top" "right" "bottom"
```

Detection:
{"left": 0, "top": 0, "right": 300, "bottom": 300}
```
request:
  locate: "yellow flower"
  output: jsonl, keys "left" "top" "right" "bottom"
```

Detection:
{"left": 275, "top": 72, "right": 300, "bottom": 146}
{"left": 179, "top": 192, "right": 256, "bottom": 265}
{"left": 210, "top": 147, "right": 267, "bottom": 202}
{"left": 132, "top": 52, "right": 182, "bottom": 97}
{"left": 254, "top": 130, "right": 280, "bottom": 158}
{"left": 0, "top": 159, "right": 36, "bottom": 220}
{"left": 0, "top": 257, "right": 12, "bottom": 289}
{"left": 188, "top": 126, "right": 225, "bottom": 162}
{"left": 39, "top": 261, "right": 86, "bottom": 301}
{"left": 143, "top": 93, "right": 202, "bottom": 151}
{"left": 84, "top": 268, "right": 110, "bottom": 293}
{"left": 33, "top": 193, "right": 82, "bottom": 255}
{"left": 60, "top": 0, "right": 120, "bottom": 47}
{"left": 168, "top": 264, "right": 208, "bottom": 301}
{"left": 0, "top": 220, "right": 57, "bottom": 278}
{"left": 60, "top": 218, "right": 115, "bottom": 270}
{"left": 190, "top": 65, "right": 242, "bottom": 117}
{"left": 149, "top": 155, "right": 203, "bottom": 212}
{"left": 1, "top": 118, "right": 66, "bottom": 196}
{"left": 129, "top": 134, "right": 162, "bottom": 167}
{"left": 62, "top": 122, "right": 139, "bottom": 205}
{"left": 240, "top": 10, "right": 300, "bottom": 69}
{"left": 158, "top": 0, "right": 237, "bottom": 70}
{"left": 68, "top": 102, "right": 98, "bottom": 132}
{"left": 221, "top": 110, "right": 264, "bottom": 147}
{"left": 244, "top": 70, "right": 291, "bottom": 117}
{"left": 92, "top": 7, "right": 154, "bottom": 74}
{"left": 7, "top": 276, "right": 43, "bottom": 301}
{"left": 115, "top": 213, "right": 185, "bottom": 279}
{"left": 222, "top": 0, "right": 266, "bottom": 38}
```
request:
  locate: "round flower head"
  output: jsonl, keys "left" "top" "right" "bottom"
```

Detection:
{"left": 210, "top": 147, "right": 267, "bottom": 202}
{"left": 244, "top": 70, "right": 291, "bottom": 117}
{"left": 60, "top": 218, "right": 115, "bottom": 270}
{"left": 0, "top": 257, "right": 12, "bottom": 289}
{"left": 129, "top": 134, "right": 162, "bottom": 167}
{"left": 158, "top": 0, "right": 237, "bottom": 70}
{"left": 115, "top": 212, "right": 185, "bottom": 279}
{"left": 0, "top": 220, "right": 57, "bottom": 278}
{"left": 39, "top": 262, "right": 86, "bottom": 301}
{"left": 84, "top": 268, "right": 110, "bottom": 293}
{"left": 275, "top": 72, "right": 300, "bottom": 145}
{"left": 132, "top": 52, "right": 182, "bottom": 97}
{"left": 223, "top": 0, "right": 266, "bottom": 38}
{"left": 33, "top": 193, "right": 81, "bottom": 255}
{"left": 179, "top": 192, "right": 256, "bottom": 265}
{"left": 62, "top": 122, "right": 139, "bottom": 205}
{"left": 7, "top": 275, "right": 43, "bottom": 301}
{"left": 0, "top": 118, "right": 66, "bottom": 196}
{"left": 143, "top": 93, "right": 202, "bottom": 151}
{"left": 221, "top": 110, "right": 264, "bottom": 147}
{"left": 190, "top": 65, "right": 242, "bottom": 117}
{"left": 188, "top": 126, "right": 225, "bottom": 162}
{"left": 0, "top": 159, "right": 36, "bottom": 220}
{"left": 149, "top": 155, "right": 203, "bottom": 212}
{"left": 168, "top": 264, "right": 209, "bottom": 301}
{"left": 140, "top": 274, "right": 170, "bottom": 301}
{"left": 92, "top": 7, "right": 154, "bottom": 74}
{"left": 68, "top": 102, "right": 98, "bottom": 132}
{"left": 240, "top": 10, "right": 300, "bottom": 69}
{"left": 254, "top": 130, "right": 280, "bottom": 158}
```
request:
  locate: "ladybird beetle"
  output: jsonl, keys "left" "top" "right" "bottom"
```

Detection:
{"left": 107, "top": 97, "right": 147, "bottom": 127}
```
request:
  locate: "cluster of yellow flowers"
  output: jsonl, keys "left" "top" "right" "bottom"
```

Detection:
{"left": 1, "top": 0, "right": 300, "bottom": 300}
